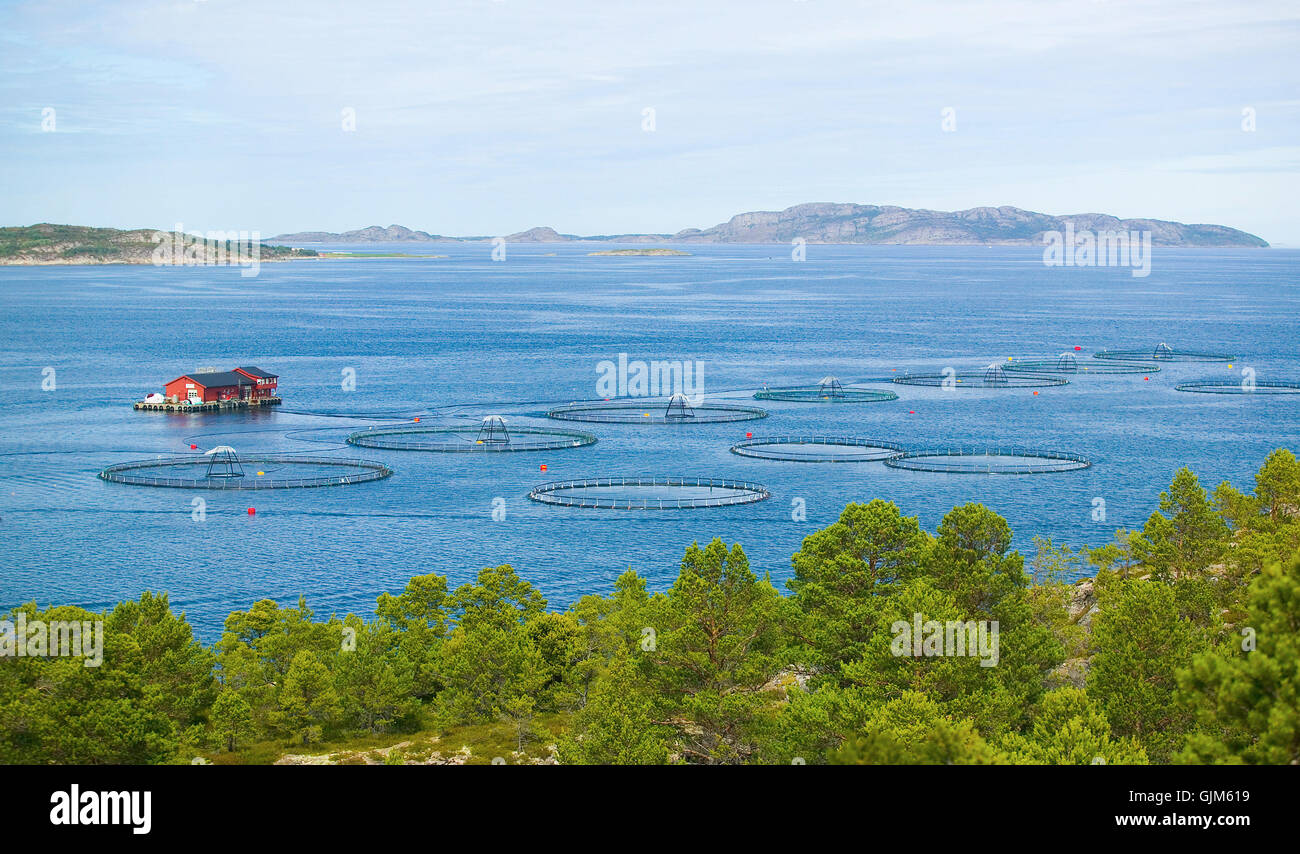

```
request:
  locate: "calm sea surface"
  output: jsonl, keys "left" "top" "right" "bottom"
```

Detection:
{"left": 1, "top": 244, "right": 1297, "bottom": 640}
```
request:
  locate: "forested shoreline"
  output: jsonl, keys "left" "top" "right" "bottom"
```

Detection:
{"left": 3, "top": 449, "right": 1297, "bottom": 765}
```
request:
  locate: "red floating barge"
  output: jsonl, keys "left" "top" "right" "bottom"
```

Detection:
{"left": 135, "top": 366, "right": 282, "bottom": 412}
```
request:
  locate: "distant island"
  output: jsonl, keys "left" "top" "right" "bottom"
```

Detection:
{"left": 319, "top": 251, "right": 446, "bottom": 259}
{"left": 270, "top": 202, "right": 1269, "bottom": 247}
{"left": 0, "top": 224, "right": 316, "bottom": 265}
{"left": 587, "top": 248, "right": 690, "bottom": 256}
{"left": 0, "top": 203, "right": 1269, "bottom": 266}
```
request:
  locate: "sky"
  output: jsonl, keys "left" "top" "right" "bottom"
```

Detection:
{"left": 1, "top": 0, "right": 1297, "bottom": 243}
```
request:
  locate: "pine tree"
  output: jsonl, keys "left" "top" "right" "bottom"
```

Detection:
{"left": 273, "top": 650, "right": 340, "bottom": 744}
{"left": 1089, "top": 579, "right": 1207, "bottom": 761}
{"left": 1001, "top": 688, "right": 1147, "bottom": 764}
{"left": 1132, "top": 468, "right": 1230, "bottom": 582}
{"left": 787, "top": 499, "right": 929, "bottom": 671}
{"left": 650, "top": 539, "right": 783, "bottom": 763}
{"left": 556, "top": 656, "right": 672, "bottom": 765}
{"left": 211, "top": 690, "right": 254, "bottom": 752}
{"left": 1178, "top": 552, "right": 1300, "bottom": 764}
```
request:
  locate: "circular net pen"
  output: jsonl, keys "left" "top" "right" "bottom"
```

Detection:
{"left": 347, "top": 416, "right": 596, "bottom": 452}
{"left": 99, "top": 454, "right": 393, "bottom": 489}
{"left": 1094, "top": 342, "right": 1235, "bottom": 362}
{"left": 892, "top": 366, "right": 1068, "bottom": 389}
{"left": 547, "top": 394, "right": 768, "bottom": 424}
{"left": 1005, "top": 353, "right": 1159, "bottom": 376}
{"left": 1175, "top": 380, "right": 1300, "bottom": 395}
{"left": 528, "top": 476, "right": 770, "bottom": 509}
{"left": 754, "top": 376, "right": 898, "bottom": 403}
{"left": 730, "top": 436, "right": 906, "bottom": 462}
{"left": 884, "top": 446, "right": 1091, "bottom": 474}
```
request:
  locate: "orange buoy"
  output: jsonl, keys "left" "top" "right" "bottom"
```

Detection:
{"left": 413, "top": 417, "right": 420, "bottom": 422}
{"left": 1033, "top": 391, "right": 1039, "bottom": 395}
{"left": 540, "top": 464, "right": 547, "bottom": 472}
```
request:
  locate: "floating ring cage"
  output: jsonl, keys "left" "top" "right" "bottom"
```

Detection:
{"left": 99, "top": 454, "right": 393, "bottom": 489}
{"left": 754, "top": 375, "right": 898, "bottom": 403}
{"left": 347, "top": 416, "right": 597, "bottom": 452}
{"left": 1175, "top": 380, "right": 1300, "bottom": 395}
{"left": 528, "top": 476, "right": 770, "bottom": 509}
{"left": 730, "top": 436, "right": 906, "bottom": 462}
{"left": 1094, "top": 342, "right": 1235, "bottom": 362}
{"left": 884, "top": 446, "right": 1091, "bottom": 474}
{"left": 547, "top": 393, "right": 768, "bottom": 424}
{"left": 1004, "top": 353, "right": 1159, "bottom": 375}
{"left": 892, "top": 366, "right": 1068, "bottom": 388}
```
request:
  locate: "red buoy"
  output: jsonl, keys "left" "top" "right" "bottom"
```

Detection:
{"left": 745, "top": 432, "right": 753, "bottom": 438}
{"left": 189, "top": 444, "right": 197, "bottom": 449}
{"left": 1074, "top": 346, "right": 1082, "bottom": 351}
{"left": 908, "top": 410, "right": 915, "bottom": 414}
{"left": 413, "top": 417, "right": 420, "bottom": 422}
{"left": 540, "top": 464, "right": 547, "bottom": 472}
{"left": 247, "top": 507, "right": 255, "bottom": 515}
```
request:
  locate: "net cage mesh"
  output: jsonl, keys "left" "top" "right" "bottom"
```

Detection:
{"left": 1175, "top": 380, "right": 1300, "bottom": 395}
{"left": 100, "top": 453, "right": 393, "bottom": 489}
{"left": 547, "top": 396, "right": 768, "bottom": 424}
{"left": 883, "top": 445, "right": 1092, "bottom": 474}
{"left": 1094, "top": 342, "right": 1235, "bottom": 362}
{"left": 891, "top": 370, "right": 1068, "bottom": 388}
{"left": 754, "top": 375, "right": 898, "bottom": 403}
{"left": 528, "top": 476, "right": 771, "bottom": 509}
{"left": 1005, "top": 353, "right": 1158, "bottom": 375}
{"left": 730, "top": 436, "right": 906, "bottom": 462}
{"left": 348, "top": 416, "right": 597, "bottom": 452}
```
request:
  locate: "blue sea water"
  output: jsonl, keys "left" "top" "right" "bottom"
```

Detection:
{"left": 1, "top": 244, "right": 1297, "bottom": 641}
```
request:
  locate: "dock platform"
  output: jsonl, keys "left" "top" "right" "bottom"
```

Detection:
{"left": 133, "top": 397, "right": 282, "bottom": 413}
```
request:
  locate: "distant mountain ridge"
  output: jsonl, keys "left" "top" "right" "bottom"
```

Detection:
{"left": 270, "top": 203, "right": 1269, "bottom": 247}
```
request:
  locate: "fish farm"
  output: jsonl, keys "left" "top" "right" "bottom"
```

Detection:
{"left": 883, "top": 446, "right": 1092, "bottom": 474}
{"left": 99, "top": 447, "right": 393, "bottom": 489}
{"left": 729, "top": 436, "right": 906, "bottom": 462}
{"left": 754, "top": 376, "right": 898, "bottom": 403}
{"left": 527, "top": 476, "right": 771, "bottom": 509}
{"left": 1004, "top": 353, "right": 1159, "bottom": 375}
{"left": 892, "top": 364, "right": 1070, "bottom": 388}
{"left": 1174, "top": 380, "right": 1300, "bottom": 395}
{"left": 546, "top": 393, "right": 768, "bottom": 424}
{"left": 1094, "top": 342, "right": 1236, "bottom": 362}
{"left": 91, "top": 341, "right": 1253, "bottom": 499}
{"left": 347, "top": 415, "right": 597, "bottom": 452}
